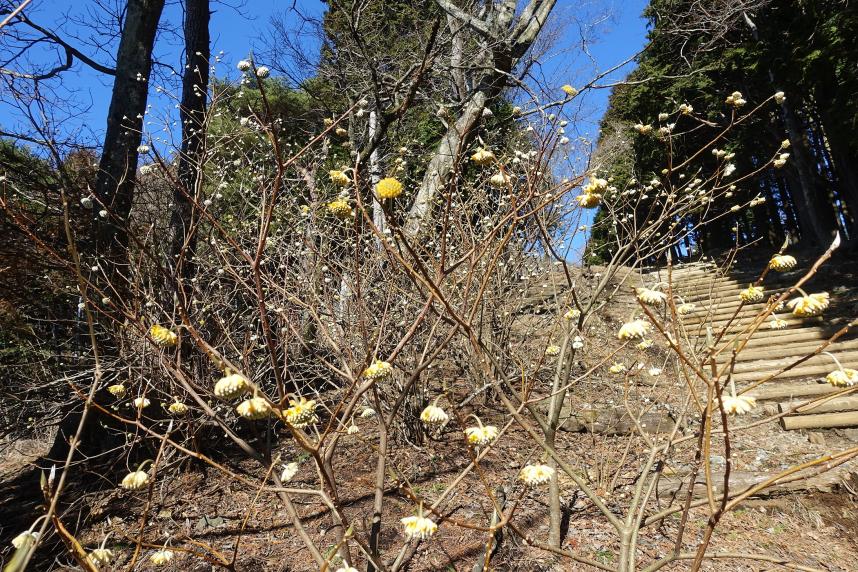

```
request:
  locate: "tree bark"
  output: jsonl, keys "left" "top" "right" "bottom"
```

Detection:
{"left": 94, "top": 0, "right": 165, "bottom": 267}
{"left": 170, "top": 0, "right": 210, "bottom": 292}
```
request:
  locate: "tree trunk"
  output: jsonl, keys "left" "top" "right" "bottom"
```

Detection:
{"left": 170, "top": 0, "right": 210, "bottom": 293}
{"left": 94, "top": 0, "right": 165, "bottom": 269}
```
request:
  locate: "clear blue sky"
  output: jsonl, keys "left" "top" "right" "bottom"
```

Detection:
{"left": 2, "top": 0, "right": 649, "bottom": 148}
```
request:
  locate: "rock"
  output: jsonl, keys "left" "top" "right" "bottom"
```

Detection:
{"left": 808, "top": 431, "right": 826, "bottom": 446}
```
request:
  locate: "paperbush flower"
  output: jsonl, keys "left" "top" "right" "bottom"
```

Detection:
{"left": 359, "top": 407, "right": 377, "bottom": 419}
{"left": 634, "top": 123, "right": 652, "bottom": 134}
{"left": 150, "top": 549, "right": 174, "bottom": 566}
{"left": 214, "top": 373, "right": 250, "bottom": 400}
{"left": 363, "top": 359, "right": 392, "bottom": 381}
{"left": 167, "top": 401, "right": 188, "bottom": 415}
{"left": 636, "top": 339, "right": 653, "bottom": 350}
{"left": 636, "top": 287, "right": 667, "bottom": 305}
{"left": 375, "top": 177, "right": 403, "bottom": 199}
{"left": 120, "top": 470, "right": 150, "bottom": 490}
{"left": 335, "top": 127, "right": 348, "bottom": 137}
{"left": 825, "top": 369, "right": 858, "bottom": 387}
{"left": 87, "top": 548, "right": 114, "bottom": 567}
{"left": 347, "top": 423, "right": 360, "bottom": 435}
{"left": 576, "top": 192, "right": 601, "bottom": 208}
{"left": 236, "top": 397, "right": 270, "bottom": 420}
{"left": 280, "top": 462, "right": 299, "bottom": 482}
{"left": 132, "top": 397, "right": 150, "bottom": 409}
{"left": 583, "top": 177, "right": 608, "bottom": 194}
{"left": 336, "top": 567, "right": 358, "bottom": 572}
{"left": 618, "top": 319, "right": 650, "bottom": 340}
{"left": 787, "top": 292, "right": 829, "bottom": 317}
{"left": 149, "top": 324, "right": 177, "bottom": 346}
{"left": 739, "top": 285, "right": 764, "bottom": 303}
{"left": 677, "top": 303, "right": 696, "bottom": 315}
{"left": 237, "top": 59, "right": 252, "bottom": 71}
{"left": 327, "top": 199, "right": 352, "bottom": 219}
{"left": 722, "top": 395, "right": 756, "bottom": 415}
{"left": 774, "top": 91, "right": 786, "bottom": 104}
{"left": 725, "top": 91, "right": 747, "bottom": 107}
{"left": 401, "top": 515, "right": 437, "bottom": 540}
{"left": 464, "top": 423, "right": 498, "bottom": 446}
{"left": 470, "top": 147, "right": 495, "bottom": 166}
{"left": 648, "top": 367, "right": 663, "bottom": 377}
{"left": 284, "top": 396, "right": 317, "bottom": 427}
{"left": 769, "top": 254, "right": 797, "bottom": 271}
{"left": 107, "top": 384, "right": 126, "bottom": 398}
{"left": 11, "top": 531, "right": 39, "bottom": 549}
{"left": 136, "top": 144, "right": 150, "bottom": 154}
{"left": 561, "top": 84, "right": 578, "bottom": 96}
{"left": 420, "top": 405, "right": 449, "bottom": 425}
{"left": 519, "top": 464, "right": 555, "bottom": 486}
{"left": 255, "top": 66, "right": 270, "bottom": 78}
{"left": 544, "top": 344, "right": 561, "bottom": 357}
{"left": 609, "top": 362, "right": 626, "bottom": 374}
{"left": 329, "top": 169, "right": 351, "bottom": 187}
{"left": 769, "top": 318, "right": 788, "bottom": 330}
{"left": 563, "top": 308, "right": 580, "bottom": 321}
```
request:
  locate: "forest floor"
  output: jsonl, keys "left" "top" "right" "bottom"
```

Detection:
{"left": 2, "top": 254, "right": 858, "bottom": 571}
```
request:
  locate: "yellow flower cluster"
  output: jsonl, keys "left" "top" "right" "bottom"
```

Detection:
{"left": 544, "top": 344, "right": 561, "bottom": 357}
{"left": 769, "top": 254, "right": 797, "bottom": 271}
{"left": 401, "top": 515, "right": 437, "bottom": 540}
{"left": 722, "top": 395, "right": 756, "bottom": 415}
{"left": 576, "top": 192, "right": 601, "bottom": 208}
{"left": 636, "top": 287, "right": 667, "bottom": 306}
{"left": 825, "top": 368, "right": 858, "bottom": 387}
{"left": 120, "top": 470, "right": 150, "bottom": 490}
{"left": 561, "top": 84, "right": 578, "bottom": 97}
{"left": 108, "top": 384, "right": 126, "bottom": 398}
{"left": 329, "top": 169, "right": 351, "bottom": 187}
{"left": 149, "top": 324, "right": 177, "bottom": 347}
{"left": 609, "top": 362, "right": 626, "bottom": 374}
{"left": 87, "top": 548, "right": 114, "bottom": 567}
{"left": 167, "top": 401, "right": 188, "bottom": 415}
{"left": 634, "top": 123, "right": 653, "bottom": 134}
{"left": 677, "top": 302, "right": 696, "bottom": 315}
{"left": 769, "top": 317, "right": 788, "bottom": 330}
{"left": 150, "top": 549, "right": 174, "bottom": 566}
{"left": 725, "top": 91, "right": 747, "bottom": 108}
{"left": 420, "top": 405, "right": 449, "bottom": 425}
{"left": 284, "top": 396, "right": 317, "bottom": 427}
{"left": 489, "top": 171, "right": 510, "bottom": 187}
{"left": 739, "top": 285, "right": 764, "bottom": 303}
{"left": 327, "top": 199, "right": 352, "bottom": 219}
{"left": 214, "top": 373, "right": 250, "bottom": 400}
{"left": 364, "top": 359, "right": 392, "bottom": 381}
{"left": 519, "top": 464, "right": 555, "bottom": 486}
{"left": 376, "top": 177, "right": 403, "bottom": 199}
{"left": 618, "top": 319, "right": 649, "bottom": 340}
{"left": 236, "top": 397, "right": 271, "bottom": 420}
{"left": 11, "top": 532, "right": 39, "bottom": 549}
{"left": 464, "top": 424, "right": 498, "bottom": 446}
{"left": 563, "top": 308, "right": 581, "bottom": 321}
{"left": 470, "top": 147, "right": 496, "bottom": 166}
{"left": 787, "top": 292, "right": 829, "bottom": 317}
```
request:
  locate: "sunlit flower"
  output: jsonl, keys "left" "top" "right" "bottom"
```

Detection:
{"left": 327, "top": 199, "right": 352, "bottom": 219}
{"left": 519, "top": 464, "right": 555, "bottom": 486}
{"left": 769, "top": 317, "right": 788, "bottom": 330}
{"left": 360, "top": 407, "right": 377, "bottom": 419}
{"left": 658, "top": 112, "right": 669, "bottom": 122}
{"left": 609, "top": 362, "right": 626, "bottom": 374}
{"left": 825, "top": 369, "right": 858, "bottom": 387}
{"left": 136, "top": 144, "right": 150, "bottom": 154}
{"left": 107, "top": 384, "right": 126, "bottom": 398}
{"left": 722, "top": 395, "right": 757, "bottom": 415}
{"left": 563, "top": 308, "right": 581, "bottom": 321}
{"left": 464, "top": 423, "right": 498, "bottom": 446}
{"left": 545, "top": 344, "right": 561, "bottom": 357}
{"left": 376, "top": 177, "right": 403, "bottom": 199}
{"left": 572, "top": 336, "right": 584, "bottom": 350}
{"left": 769, "top": 254, "right": 797, "bottom": 271}
{"left": 583, "top": 177, "right": 608, "bottom": 194}
{"left": 489, "top": 172, "right": 510, "bottom": 187}
{"left": 561, "top": 84, "right": 578, "bottom": 97}
{"left": 150, "top": 549, "right": 174, "bottom": 566}
{"left": 11, "top": 531, "right": 39, "bottom": 549}
{"left": 280, "top": 462, "right": 299, "bottom": 482}
{"left": 636, "top": 339, "right": 653, "bottom": 350}
{"left": 677, "top": 303, "right": 696, "bottom": 315}
{"left": 618, "top": 319, "right": 650, "bottom": 340}
{"left": 214, "top": 373, "right": 250, "bottom": 400}
{"left": 335, "top": 127, "right": 348, "bottom": 137}
{"left": 401, "top": 514, "right": 437, "bottom": 540}
{"left": 132, "top": 397, "right": 151, "bottom": 409}
{"left": 364, "top": 359, "right": 393, "bottom": 381}
{"left": 329, "top": 169, "right": 351, "bottom": 187}
{"left": 237, "top": 59, "right": 252, "bottom": 71}
{"left": 236, "top": 397, "right": 270, "bottom": 420}
{"left": 725, "top": 91, "right": 747, "bottom": 108}
{"left": 284, "top": 396, "right": 318, "bottom": 427}
{"left": 80, "top": 196, "right": 94, "bottom": 209}
{"left": 679, "top": 103, "right": 693, "bottom": 115}
{"left": 739, "top": 285, "right": 764, "bottom": 303}
{"left": 774, "top": 91, "right": 786, "bottom": 104}
{"left": 634, "top": 123, "right": 652, "bottom": 134}
{"left": 120, "top": 470, "right": 150, "bottom": 490}
{"left": 87, "top": 548, "right": 114, "bottom": 567}
{"left": 470, "top": 147, "right": 496, "bottom": 166}
{"left": 149, "top": 324, "right": 177, "bottom": 347}
{"left": 420, "top": 404, "right": 449, "bottom": 425}
{"left": 167, "top": 401, "right": 188, "bottom": 415}
{"left": 576, "top": 192, "right": 601, "bottom": 208}
{"left": 347, "top": 423, "right": 360, "bottom": 435}
{"left": 255, "top": 66, "right": 270, "bottom": 78}
{"left": 787, "top": 292, "right": 829, "bottom": 317}
{"left": 336, "top": 567, "right": 359, "bottom": 572}
{"left": 636, "top": 287, "right": 667, "bottom": 306}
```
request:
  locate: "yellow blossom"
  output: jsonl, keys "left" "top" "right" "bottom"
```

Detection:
{"left": 376, "top": 177, "right": 403, "bottom": 199}
{"left": 327, "top": 199, "right": 352, "bottom": 218}
{"left": 769, "top": 318, "right": 788, "bottom": 330}
{"left": 721, "top": 395, "right": 756, "bottom": 415}
{"left": 561, "top": 84, "right": 578, "bottom": 97}
{"left": 470, "top": 147, "right": 496, "bottom": 166}
{"left": 609, "top": 362, "right": 626, "bottom": 374}
{"left": 519, "top": 464, "right": 555, "bottom": 486}
{"left": 150, "top": 549, "right": 174, "bottom": 566}
{"left": 489, "top": 171, "right": 510, "bottom": 187}
{"left": 636, "top": 287, "right": 667, "bottom": 305}
{"left": 11, "top": 531, "right": 39, "bottom": 549}
{"left": 576, "top": 192, "right": 601, "bottom": 208}
{"left": 739, "top": 285, "right": 764, "bottom": 303}
{"left": 618, "top": 319, "right": 650, "bottom": 340}
{"left": 563, "top": 308, "right": 581, "bottom": 321}
{"left": 787, "top": 292, "right": 829, "bottom": 317}
{"left": 329, "top": 169, "right": 351, "bottom": 187}
{"left": 769, "top": 254, "right": 797, "bottom": 271}
{"left": 420, "top": 404, "right": 449, "bottom": 425}
{"left": 544, "top": 344, "right": 561, "bottom": 357}
{"left": 87, "top": 548, "right": 114, "bottom": 567}
{"left": 826, "top": 369, "right": 858, "bottom": 387}
{"left": 149, "top": 324, "right": 178, "bottom": 347}
{"left": 363, "top": 359, "right": 392, "bottom": 381}
{"left": 636, "top": 339, "right": 653, "bottom": 350}
{"left": 401, "top": 514, "right": 437, "bottom": 540}
{"left": 464, "top": 424, "right": 498, "bottom": 446}
{"left": 120, "top": 470, "right": 150, "bottom": 490}
{"left": 214, "top": 373, "right": 250, "bottom": 400}
{"left": 236, "top": 397, "right": 270, "bottom": 420}
{"left": 284, "top": 396, "right": 317, "bottom": 427}
{"left": 677, "top": 303, "right": 696, "bottom": 315}
{"left": 280, "top": 462, "right": 299, "bottom": 482}
{"left": 107, "top": 384, "right": 126, "bottom": 398}
{"left": 132, "top": 397, "right": 151, "bottom": 409}
{"left": 167, "top": 401, "right": 188, "bottom": 415}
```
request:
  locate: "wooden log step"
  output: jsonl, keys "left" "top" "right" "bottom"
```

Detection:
{"left": 724, "top": 349, "right": 858, "bottom": 375}
{"left": 731, "top": 361, "right": 847, "bottom": 384}
{"left": 748, "top": 381, "right": 839, "bottom": 401}
{"left": 781, "top": 411, "right": 858, "bottom": 430}
{"left": 778, "top": 395, "right": 858, "bottom": 415}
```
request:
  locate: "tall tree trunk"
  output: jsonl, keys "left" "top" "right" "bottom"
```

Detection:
{"left": 94, "top": 0, "right": 165, "bottom": 273}
{"left": 170, "top": 0, "right": 210, "bottom": 295}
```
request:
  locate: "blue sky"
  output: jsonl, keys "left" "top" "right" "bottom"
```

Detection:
{"left": 2, "top": 0, "right": 649, "bottom": 147}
